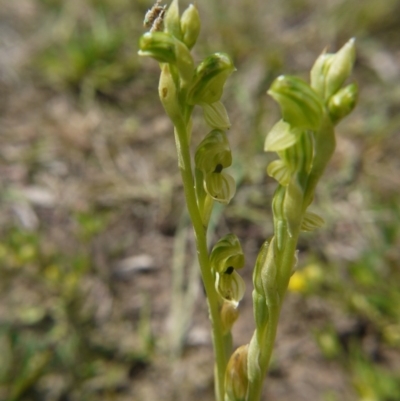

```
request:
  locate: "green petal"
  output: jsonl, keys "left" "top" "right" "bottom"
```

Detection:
{"left": 301, "top": 211, "right": 325, "bottom": 232}
{"left": 266, "top": 159, "right": 291, "bottom": 186}
{"left": 195, "top": 129, "right": 232, "bottom": 173}
{"left": 187, "top": 53, "right": 235, "bottom": 105}
{"left": 202, "top": 101, "right": 231, "bottom": 130}
{"left": 204, "top": 171, "right": 236, "bottom": 204}
{"left": 215, "top": 270, "right": 246, "bottom": 307}
{"left": 210, "top": 233, "right": 245, "bottom": 274}
{"left": 264, "top": 120, "right": 300, "bottom": 152}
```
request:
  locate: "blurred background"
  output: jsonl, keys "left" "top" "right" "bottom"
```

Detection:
{"left": 1, "top": 0, "right": 400, "bottom": 400}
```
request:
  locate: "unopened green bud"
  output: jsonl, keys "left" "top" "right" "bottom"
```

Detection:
{"left": 328, "top": 82, "right": 358, "bottom": 123}
{"left": 138, "top": 31, "right": 194, "bottom": 84}
{"left": 215, "top": 270, "right": 245, "bottom": 307}
{"left": 210, "top": 233, "right": 245, "bottom": 274}
{"left": 180, "top": 4, "right": 201, "bottom": 49}
{"left": 310, "top": 51, "right": 331, "bottom": 98}
{"left": 158, "top": 63, "right": 182, "bottom": 123}
{"left": 225, "top": 345, "right": 249, "bottom": 401}
{"left": 324, "top": 38, "right": 356, "bottom": 99}
{"left": 268, "top": 75, "right": 324, "bottom": 130}
{"left": 187, "top": 52, "right": 235, "bottom": 105}
{"left": 195, "top": 129, "right": 232, "bottom": 174}
{"left": 164, "top": 0, "right": 182, "bottom": 40}
{"left": 311, "top": 39, "right": 356, "bottom": 100}
{"left": 221, "top": 300, "right": 240, "bottom": 335}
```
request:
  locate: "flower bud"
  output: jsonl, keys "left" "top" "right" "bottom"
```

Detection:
{"left": 164, "top": 0, "right": 182, "bottom": 40}
{"left": 327, "top": 82, "right": 358, "bottom": 124}
{"left": 268, "top": 75, "right": 324, "bottom": 130}
{"left": 221, "top": 300, "right": 240, "bottom": 335}
{"left": 195, "top": 129, "right": 232, "bottom": 174}
{"left": 311, "top": 39, "right": 356, "bottom": 101}
{"left": 180, "top": 4, "right": 201, "bottom": 49}
{"left": 310, "top": 51, "right": 333, "bottom": 98}
{"left": 215, "top": 269, "right": 245, "bottom": 307}
{"left": 225, "top": 345, "right": 249, "bottom": 401}
{"left": 210, "top": 233, "right": 245, "bottom": 274}
{"left": 158, "top": 63, "right": 182, "bottom": 123}
{"left": 324, "top": 38, "right": 356, "bottom": 99}
{"left": 187, "top": 53, "right": 235, "bottom": 105}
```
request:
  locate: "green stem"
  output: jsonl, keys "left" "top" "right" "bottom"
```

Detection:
{"left": 173, "top": 117, "right": 228, "bottom": 401}
{"left": 246, "top": 305, "right": 280, "bottom": 401}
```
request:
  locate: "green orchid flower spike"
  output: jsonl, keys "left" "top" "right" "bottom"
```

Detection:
{"left": 139, "top": 2, "right": 238, "bottom": 399}
{"left": 139, "top": 2, "right": 357, "bottom": 400}
{"left": 244, "top": 38, "right": 357, "bottom": 401}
